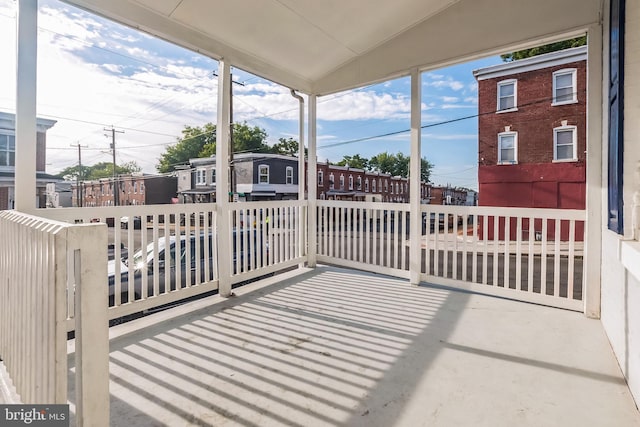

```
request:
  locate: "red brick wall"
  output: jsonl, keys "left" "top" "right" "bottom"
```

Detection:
{"left": 478, "top": 60, "right": 587, "bottom": 166}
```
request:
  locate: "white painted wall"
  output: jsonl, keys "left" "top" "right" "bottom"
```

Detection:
{"left": 600, "top": 0, "right": 640, "bottom": 407}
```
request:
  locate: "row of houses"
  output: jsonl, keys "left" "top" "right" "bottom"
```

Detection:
{"left": 177, "top": 153, "right": 440, "bottom": 204}
{"left": 64, "top": 153, "right": 472, "bottom": 207}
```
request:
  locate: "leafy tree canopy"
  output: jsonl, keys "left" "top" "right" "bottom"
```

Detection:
{"left": 336, "top": 154, "right": 369, "bottom": 170}
{"left": 158, "top": 122, "right": 273, "bottom": 172}
{"left": 340, "top": 151, "right": 433, "bottom": 182}
{"left": 501, "top": 36, "right": 586, "bottom": 62}
{"left": 271, "top": 137, "right": 308, "bottom": 157}
{"left": 56, "top": 161, "right": 141, "bottom": 181}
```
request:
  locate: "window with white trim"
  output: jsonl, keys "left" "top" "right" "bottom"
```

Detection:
{"left": 372, "top": 179, "right": 376, "bottom": 192}
{"left": 196, "top": 169, "right": 207, "bottom": 185}
{"left": 258, "top": 164, "right": 269, "bottom": 184}
{"left": 348, "top": 175, "right": 354, "bottom": 190}
{"left": 498, "top": 132, "right": 517, "bottom": 164}
{"left": 356, "top": 176, "right": 362, "bottom": 190}
{"left": 384, "top": 180, "right": 388, "bottom": 192}
{"left": 285, "top": 166, "right": 294, "bottom": 185}
{"left": 553, "top": 126, "right": 577, "bottom": 161}
{"left": 0, "top": 132, "right": 16, "bottom": 167}
{"left": 365, "top": 179, "right": 369, "bottom": 192}
{"left": 140, "top": 183, "right": 145, "bottom": 194}
{"left": 339, "top": 174, "right": 345, "bottom": 189}
{"left": 329, "top": 173, "right": 335, "bottom": 190}
{"left": 211, "top": 169, "right": 216, "bottom": 183}
{"left": 552, "top": 69, "right": 577, "bottom": 105}
{"left": 318, "top": 170, "right": 324, "bottom": 186}
{"left": 497, "top": 80, "right": 517, "bottom": 112}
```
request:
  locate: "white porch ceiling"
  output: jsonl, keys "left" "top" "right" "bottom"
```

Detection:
{"left": 63, "top": 0, "right": 601, "bottom": 95}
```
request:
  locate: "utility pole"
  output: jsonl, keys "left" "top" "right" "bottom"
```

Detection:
{"left": 70, "top": 142, "right": 88, "bottom": 207}
{"left": 104, "top": 126, "right": 124, "bottom": 206}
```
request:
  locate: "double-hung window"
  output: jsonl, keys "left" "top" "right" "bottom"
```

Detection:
{"left": 329, "top": 173, "right": 335, "bottom": 190}
{"left": 286, "top": 166, "right": 294, "bottom": 184}
{"left": 258, "top": 165, "right": 269, "bottom": 184}
{"left": 339, "top": 175, "right": 345, "bottom": 189}
{"left": 372, "top": 180, "right": 376, "bottom": 192}
{"left": 553, "top": 126, "right": 577, "bottom": 161}
{"left": 196, "top": 169, "right": 207, "bottom": 185}
{"left": 365, "top": 179, "right": 369, "bottom": 192}
{"left": 553, "top": 69, "right": 577, "bottom": 105}
{"left": 318, "top": 170, "right": 324, "bottom": 186}
{"left": 0, "top": 132, "right": 16, "bottom": 167}
{"left": 498, "top": 132, "right": 517, "bottom": 164}
{"left": 497, "top": 80, "right": 517, "bottom": 112}
{"left": 348, "top": 175, "right": 354, "bottom": 190}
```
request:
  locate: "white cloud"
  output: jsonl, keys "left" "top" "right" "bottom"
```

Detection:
{"left": 464, "top": 97, "right": 478, "bottom": 104}
{"left": 441, "top": 96, "right": 459, "bottom": 103}
{"left": 442, "top": 103, "right": 476, "bottom": 109}
{"left": 317, "top": 91, "right": 411, "bottom": 121}
{"left": 427, "top": 78, "right": 465, "bottom": 91}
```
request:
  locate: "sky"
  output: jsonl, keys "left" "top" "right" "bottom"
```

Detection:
{"left": 0, "top": 0, "right": 504, "bottom": 191}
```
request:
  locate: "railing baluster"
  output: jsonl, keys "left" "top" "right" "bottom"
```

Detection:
{"left": 568, "top": 219, "right": 576, "bottom": 300}
{"left": 482, "top": 215, "right": 488, "bottom": 285}
{"left": 527, "top": 217, "right": 534, "bottom": 293}
{"left": 504, "top": 216, "right": 511, "bottom": 288}
{"left": 492, "top": 215, "right": 499, "bottom": 287}
{"left": 516, "top": 216, "right": 522, "bottom": 290}
{"left": 462, "top": 214, "right": 468, "bottom": 281}
{"left": 472, "top": 213, "right": 478, "bottom": 283}
{"left": 540, "top": 218, "right": 549, "bottom": 295}
{"left": 554, "top": 218, "right": 561, "bottom": 297}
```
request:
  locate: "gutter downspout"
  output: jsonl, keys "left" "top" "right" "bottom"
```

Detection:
{"left": 290, "top": 90, "right": 306, "bottom": 264}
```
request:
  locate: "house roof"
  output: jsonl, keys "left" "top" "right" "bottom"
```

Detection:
{"left": 62, "top": 0, "right": 600, "bottom": 95}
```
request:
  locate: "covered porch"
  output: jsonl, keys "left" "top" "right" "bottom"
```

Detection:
{"left": 2, "top": 0, "right": 640, "bottom": 425}
{"left": 73, "top": 265, "right": 637, "bottom": 426}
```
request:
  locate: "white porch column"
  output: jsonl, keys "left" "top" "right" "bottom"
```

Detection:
{"left": 584, "top": 23, "right": 604, "bottom": 318}
{"left": 290, "top": 90, "right": 306, "bottom": 261}
{"left": 307, "top": 94, "right": 318, "bottom": 267}
{"left": 409, "top": 69, "right": 422, "bottom": 285}
{"left": 216, "top": 59, "right": 232, "bottom": 297}
{"left": 15, "top": 0, "right": 38, "bottom": 213}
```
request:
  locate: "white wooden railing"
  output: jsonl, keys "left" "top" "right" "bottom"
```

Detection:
{"left": 421, "top": 205, "right": 585, "bottom": 310}
{"left": 38, "top": 201, "right": 306, "bottom": 322}
{"left": 226, "top": 200, "right": 307, "bottom": 284}
{"left": 316, "top": 201, "right": 585, "bottom": 310}
{"left": 0, "top": 211, "right": 108, "bottom": 426}
{"left": 316, "top": 200, "right": 411, "bottom": 278}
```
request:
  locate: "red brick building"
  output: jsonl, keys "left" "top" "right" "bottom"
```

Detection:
{"left": 74, "top": 174, "right": 177, "bottom": 207}
{"left": 473, "top": 46, "right": 587, "bottom": 210}
{"left": 314, "top": 162, "right": 431, "bottom": 203}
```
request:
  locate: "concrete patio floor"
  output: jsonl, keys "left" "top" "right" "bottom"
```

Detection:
{"left": 68, "top": 265, "right": 639, "bottom": 426}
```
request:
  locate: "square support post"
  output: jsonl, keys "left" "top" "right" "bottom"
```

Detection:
{"left": 584, "top": 23, "right": 604, "bottom": 318}
{"left": 15, "top": 0, "right": 38, "bottom": 213}
{"left": 410, "top": 69, "right": 423, "bottom": 285}
{"left": 307, "top": 95, "right": 318, "bottom": 267}
{"left": 216, "top": 60, "right": 232, "bottom": 297}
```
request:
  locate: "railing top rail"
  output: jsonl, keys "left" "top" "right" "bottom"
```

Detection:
{"left": 229, "top": 200, "right": 306, "bottom": 209}
{"left": 421, "top": 204, "right": 586, "bottom": 221}
{"left": 317, "top": 200, "right": 410, "bottom": 210}
{"left": 36, "top": 203, "right": 219, "bottom": 222}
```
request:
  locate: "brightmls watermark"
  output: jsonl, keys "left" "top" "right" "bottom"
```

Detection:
{"left": 1, "top": 405, "right": 68, "bottom": 426}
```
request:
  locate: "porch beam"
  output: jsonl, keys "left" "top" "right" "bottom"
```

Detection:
{"left": 409, "top": 69, "right": 422, "bottom": 285}
{"left": 14, "top": 0, "right": 38, "bottom": 212}
{"left": 307, "top": 94, "right": 318, "bottom": 267}
{"left": 216, "top": 59, "right": 232, "bottom": 297}
{"left": 584, "top": 23, "right": 603, "bottom": 318}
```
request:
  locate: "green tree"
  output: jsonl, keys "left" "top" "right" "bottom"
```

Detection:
{"left": 501, "top": 36, "right": 586, "bottom": 62}
{"left": 336, "top": 154, "right": 369, "bottom": 170}
{"left": 369, "top": 151, "right": 433, "bottom": 182}
{"left": 56, "top": 161, "right": 141, "bottom": 181}
{"left": 271, "top": 137, "right": 307, "bottom": 157}
{"left": 157, "top": 123, "right": 216, "bottom": 173}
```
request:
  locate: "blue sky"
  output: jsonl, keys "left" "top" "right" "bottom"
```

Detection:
{"left": 0, "top": 0, "right": 504, "bottom": 190}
